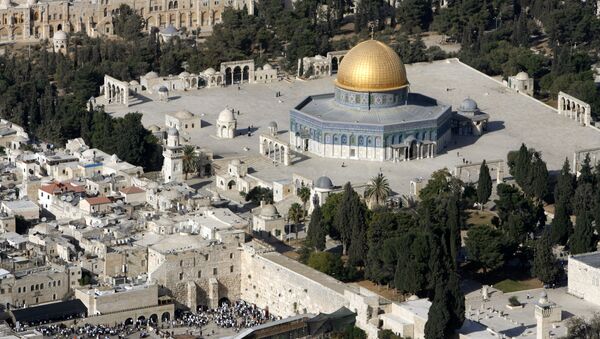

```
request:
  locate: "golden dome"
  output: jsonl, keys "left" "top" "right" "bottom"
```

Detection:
{"left": 335, "top": 40, "right": 409, "bottom": 92}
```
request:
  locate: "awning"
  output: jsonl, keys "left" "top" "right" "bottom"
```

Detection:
{"left": 12, "top": 300, "right": 87, "bottom": 324}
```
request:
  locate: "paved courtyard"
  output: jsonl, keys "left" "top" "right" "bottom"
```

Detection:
{"left": 107, "top": 59, "right": 600, "bottom": 194}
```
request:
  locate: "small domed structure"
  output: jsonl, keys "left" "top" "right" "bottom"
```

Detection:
{"left": 204, "top": 68, "right": 216, "bottom": 75}
{"left": 268, "top": 121, "right": 278, "bottom": 136}
{"left": 515, "top": 71, "right": 529, "bottom": 81}
{"left": 315, "top": 176, "right": 333, "bottom": 190}
{"left": 459, "top": 98, "right": 478, "bottom": 113}
{"left": 173, "top": 110, "right": 194, "bottom": 120}
{"left": 157, "top": 85, "right": 169, "bottom": 102}
{"left": 179, "top": 71, "right": 190, "bottom": 78}
{"left": 145, "top": 71, "right": 159, "bottom": 79}
{"left": 230, "top": 159, "right": 241, "bottom": 166}
{"left": 129, "top": 80, "right": 140, "bottom": 86}
{"left": 216, "top": 108, "right": 237, "bottom": 139}
{"left": 263, "top": 64, "right": 273, "bottom": 70}
{"left": 159, "top": 25, "right": 179, "bottom": 43}
{"left": 260, "top": 204, "right": 279, "bottom": 218}
{"left": 52, "top": 30, "right": 68, "bottom": 54}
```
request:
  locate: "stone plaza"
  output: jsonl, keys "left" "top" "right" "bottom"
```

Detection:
{"left": 107, "top": 58, "right": 600, "bottom": 194}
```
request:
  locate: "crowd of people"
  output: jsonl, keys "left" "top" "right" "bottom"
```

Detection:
{"left": 32, "top": 322, "right": 141, "bottom": 338}
{"left": 173, "top": 300, "right": 278, "bottom": 334}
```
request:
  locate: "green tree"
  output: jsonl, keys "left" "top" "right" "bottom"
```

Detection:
{"left": 533, "top": 231, "right": 562, "bottom": 284}
{"left": 113, "top": 4, "right": 144, "bottom": 41}
{"left": 397, "top": 0, "right": 432, "bottom": 33}
{"left": 465, "top": 225, "right": 507, "bottom": 273}
{"left": 364, "top": 172, "right": 391, "bottom": 208}
{"left": 530, "top": 152, "right": 549, "bottom": 201}
{"left": 564, "top": 313, "right": 600, "bottom": 339}
{"left": 570, "top": 211, "right": 596, "bottom": 255}
{"left": 306, "top": 205, "right": 326, "bottom": 251}
{"left": 554, "top": 158, "right": 575, "bottom": 214}
{"left": 573, "top": 183, "right": 594, "bottom": 218}
{"left": 334, "top": 182, "right": 360, "bottom": 255}
{"left": 476, "top": 160, "right": 492, "bottom": 208}
{"left": 182, "top": 145, "right": 198, "bottom": 180}
{"left": 550, "top": 200, "right": 573, "bottom": 246}
{"left": 288, "top": 202, "right": 304, "bottom": 236}
{"left": 578, "top": 153, "right": 594, "bottom": 185}
{"left": 298, "top": 186, "right": 311, "bottom": 214}
{"left": 244, "top": 186, "right": 273, "bottom": 204}
{"left": 392, "top": 231, "right": 430, "bottom": 294}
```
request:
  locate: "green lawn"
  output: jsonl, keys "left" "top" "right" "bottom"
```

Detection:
{"left": 494, "top": 278, "right": 543, "bottom": 293}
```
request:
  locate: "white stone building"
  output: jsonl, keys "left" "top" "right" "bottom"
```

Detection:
{"left": 507, "top": 71, "right": 534, "bottom": 96}
{"left": 216, "top": 108, "right": 237, "bottom": 139}
{"left": 568, "top": 252, "right": 600, "bottom": 306}
{"left": 162, "top": 128, "right": 184, "bottom": 183}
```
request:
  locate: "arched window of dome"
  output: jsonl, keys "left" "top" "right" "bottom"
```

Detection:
{"left": 341, "top": 135, "right": 347, "bottom": 145}
{"left": 358, "top": 136, "right": 364, "bottom": 146}
{"left": 325, "top": 134, "right": 331, "bottom": 144}
{"left": 333, "top": 134, "right": 339, "bottom": 144}
{"left": 367, "top": 137, "right": 373, "bottom": 145}
{"left": 375, "top": 137, "right": 381, "bottom": 147}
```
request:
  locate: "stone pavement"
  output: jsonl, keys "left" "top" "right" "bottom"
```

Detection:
{"left": 106, "top": 59, "right": 600, "bottom": 195}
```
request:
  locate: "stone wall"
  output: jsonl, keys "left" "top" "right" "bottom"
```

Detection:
{"left": 568, "top": 253, "right": 600, "bottom": 305}
{"left": 240, "top": 248, "right": 349, "bottom": 317}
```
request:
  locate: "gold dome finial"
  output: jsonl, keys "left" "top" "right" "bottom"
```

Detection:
{"left": 335, "top": 40, "right": 409, "bottom": 93}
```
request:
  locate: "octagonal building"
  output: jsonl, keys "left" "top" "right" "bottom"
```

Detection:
{"left": 289, "top": 39, "right": 456, "bottom": 162}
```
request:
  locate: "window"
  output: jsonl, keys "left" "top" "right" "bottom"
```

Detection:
{"left": 229, "top": 253, "right": 233, "bottom": 259}
{"left": 197, "top": 271, "right": 201, "bottom": 278}
{"left": 179, "top": 273, "right": 183, "bottom": 280}
{"left": 213, "top": 268, "right": 217, "bottom": 275}
{"left": 230, "top": 266, "right": 233, "bottom": 273}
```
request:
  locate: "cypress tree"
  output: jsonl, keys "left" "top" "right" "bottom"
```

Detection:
{"left": 335, "top": 182, "right": 354, "bottom": 255}
{"left": 578, "top": 153, "right": 594, "bottom": 186}
{"left": 447, "top": 194, "right": 461, "bottom": 266}
{"left": 570, "top": 211, "right": 596, "bottom": 255}
{"left": 533, "top": 231, "right": 561, "bottom": 284}
{"left": 530, "top": 152, "right": 549, "bottom": 201}
{"left": 307, "top": 205, "right": 326, "bottom": 251}
{"left": 550, "top": 200, "right": 573, "bottom": 246}
{"left": 424, "top": 283, "right": 451, "bottom": 339}
{"left": 554, "top": 158, "right": 575, "bottom": 214}
{"left": 348, "top": 196, "right": 367, "bottom": 266}
{"left": 477, "top": 160, "right": 492, "bottom": 208}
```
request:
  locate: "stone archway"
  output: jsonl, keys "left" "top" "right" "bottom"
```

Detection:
{"left": 161, "top": 312, "right": 170, "bottom": 322}
{"left": 233, "top": 66, "right": 242, "bottom": 84}
{"left": 225, "top": 68, "right": 232, "bottom": 85}
{"left": 149, "top": 314, "right": 158, "bottom": 324}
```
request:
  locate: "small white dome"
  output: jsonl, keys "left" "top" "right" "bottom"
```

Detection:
{"left": 218, "top": 108, "right": 235, "bottom": 122}
{"left": 515, "top": 71, "right": 529, "bottom": 81}
{"left": 147, "top": 124, "right": 161, "bottom": 132}
{"left": 204, "top": 68, "right": 216, "bottom": 75}
{"left": 230, "top": 159, "right": 241, "bottom": 166}
{"left": 263, "top": 64, "right": 273, "bottom": 70}
{"left": 314, "top": 55, "right": 325, "bottom": 60}
{"left": 459, "top": 98, "right": 478, "bottom": 112}
{"left": 179, "top": 71, "right": 190, "bottom": 78}
{"left": 268, "top": 121, "right": 278, "bottom": 128}
{"left": 129, "top": 80, "right": 139, "bottom": 86}
{"left": 256, "top": 67, "right": 263, "bottom": 71}
{"left": 53, "top": 30, "right": 67, "bottom": 40}
{"left": 172, "top": 110, "right": 194, "bottom": 119}
{"left": 260, "top": 204, "right": 279, "bottom": 218}
{"left": 145, "top": 71, "right": 159, "bottom": 79}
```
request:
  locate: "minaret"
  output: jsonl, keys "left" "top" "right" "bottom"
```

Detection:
{"left": 162, "top": 128, "right": 184, "bottom": 183}
{"left": 534, "top": 291, "right": 562, "bottom": 339}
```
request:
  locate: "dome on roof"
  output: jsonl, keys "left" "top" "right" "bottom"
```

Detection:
{"left": 335, "top": 40, "right": 408, "bottom": 93}
{"left": 0, "top": 0, "right": 11, "bottom": 8}
{"left": 268, "top": 121, "right": 278, "bottom": 128}
{"left": 515, "top": 71, "right": 529, "bottom": 81}
{"left": 179, "top": 71, "right": 190, "bottom": 78}
{"left": 147, "top": 124, "right": 161, "bottom": 132}
{"left": 145, "top": 71, "right": 159, "bottom": 79}
{"left": 27, "top": 0, "right": 37, "bottom": 6}
{"left": 172, "top": 110, "right": 194, "bottom": 119}
{"left": 407, "top": 295, "right": 420, "bottom": 301}
{"left": 53, "top": 30, "right": 67, "bottom": 40}
{"left": 218, "top": 108, "right": 235, "bottom": 122}
{"left": 230, "top": 159, "right": 241, "bottom": 166}
{"left": 263, "top": 63, "right": 273, "bottom": 70}
{"left": 315, "top": 176, "right": 333, "bottom": 190}
{"left": 459, "top": 98, "right": 478, "bottom": 112}
{"left": 204, "top": 68, "right": 216, "bottom": 75}
{"left": 256, "top": 67, "right": 263, "bottom": 72}
{"left": 260, "top": 204, "right": 279, "bottom": 218}
{"left": 158, "top": 86, "right": 169, "bottom": 93}
{"left": 167, "top": 127, "right": 179, "bottom": 136}
{"left": 538, "top": 290, "right": 549, "bottom": 304}
{"left": 129, "top": 80, "right": 139, "bottom": 86}
{"left": 314, "top": 55, "right": 325, "bottom": 60}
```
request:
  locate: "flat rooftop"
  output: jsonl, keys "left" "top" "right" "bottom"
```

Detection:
{"left": 571, "top": 251, "right": 600, "bottom": 268}
{"left": 108, "top": 58, "right": 600, "bottom": 193}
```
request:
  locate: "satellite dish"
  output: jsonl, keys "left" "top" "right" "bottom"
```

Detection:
{"left": 41, "top": 217, "right": 47, "bottom": 222}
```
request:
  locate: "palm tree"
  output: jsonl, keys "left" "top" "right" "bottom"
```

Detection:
{"left": 182, "top": 145, "right": 198, "bottom": 180}
{"left": 297, "top": 186, "right": 311, "bottom": 217}
{"left": 364, "top": 172, "right": 391, "bottom": 208}
{"left": 288, "top": 203, "right": 303, "bottom": 240}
